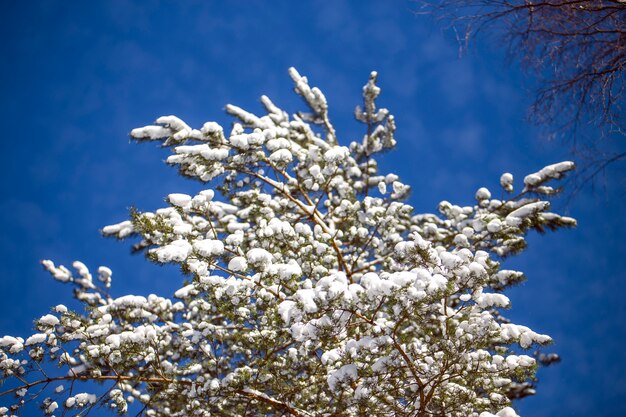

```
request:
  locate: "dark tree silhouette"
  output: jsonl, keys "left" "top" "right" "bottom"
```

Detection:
{"left": 423, "top": 0, "right": 626, "bottom": 185}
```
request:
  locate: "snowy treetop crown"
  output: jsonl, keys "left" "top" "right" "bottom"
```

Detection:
{"left": 0, "top": 68, "right": 575, "bottom": 417}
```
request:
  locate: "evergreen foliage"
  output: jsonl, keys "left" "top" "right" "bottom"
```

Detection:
{"left": 0, "top": 69, "right": 575, "bottom": 416}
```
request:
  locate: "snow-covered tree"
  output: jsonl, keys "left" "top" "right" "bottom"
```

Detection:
{"left": 0, "top": 69, "right": 575, "bottom": 417}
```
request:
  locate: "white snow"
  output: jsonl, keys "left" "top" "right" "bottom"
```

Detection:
{"left": 46, "top": 401, "right": 58, "bottom": 414}
{"left": 475, "top": 292, "right": 510, "bottom": 308}
{"left": 487, "top": 219, "right": 502, "bottom": 233}
{"left": 228, "top": 256, "right": 248, "bottom": 272}
{"left": 199, "top": 189, "right": 215, "bottom": 201}
{"left": 0, "top": 336, "right": 23, "bottom": 353}
{"left": 246, "top": 248, "right": 273, "bottom": 266}
{"left": 38, "top": 314, "right": 60, "bottom": 327}
{"left": 42, "top": 260, "right": 72, "bottom": 282}
{"left": 168, "top": 193, "right": 192, "bottom": 207}
{"left": 479, "top": 407, "right": 520, "bottom": 417}
{"left": 323, "top": 146, "right": 349, "bottom": 163}
{"left": 524, "top": 161, "right": 574, "bottom": 187}
{"left": 500, "top": 172, "right": 513, "bottom": 191}
{"left": 269, "top": 149, "right": 293, "bottom": 165}
{"left": 153, "top": 239, "right": 192, "bottom": 263}
{"left": 130, "top": 125, "right": 172, "bottom": 140}
{"left": 475, "top": 187, "right": 491, "bottom": 200}
{"left": 327, "top": 364, "right": 358, "bottom": 391}
{"left": 295, "top": 289, "right": 318, "bottom": 313}
{"left": 102, "top": 220, "right": 134, "bottom": 238}
{"left": 193, "top": 239, "right": 225, "bottom": 257}
{"left": 278, "top": 300, "right": 298, "bottom": 324}
{"left": 201, "top": 147, "right": 229, "bottom": 161}
{"left": 98, "top": 266, "right": 112, "bottom": 282}
{"left": 174, "top": 284, "right": 197, "bottom": 299}
{"left": 267, "top": 262, "right": 302, "bottom": 279}
{"left": 65, "top": 393, "right": 97, "bottom": 408}
{"left": 25, "top": 333, "right": 47, "bottom": 346}
{"left": 511, "top": 201, "right": 549, "bottom": 218}
{"left": 201, "top": 121, "right": 222, "bottom": 134}
{"left": 156, "top": 115, "right": 191, "bottom": 132}
{"left": 229, "top": 134, "right": 250, "bottom": 149}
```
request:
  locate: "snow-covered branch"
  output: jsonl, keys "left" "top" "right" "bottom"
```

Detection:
{"left": 0, "top": 68, "right": 574, "bottom": 417}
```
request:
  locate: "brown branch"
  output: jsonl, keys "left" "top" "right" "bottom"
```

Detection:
{"left": 242, "top": 167, "right": 352, "bottom": 279}
{"left": 0, "top": 374, "right": 191, "bottom": 398}
{"left": 235, "top": 388, "right": 311, "bottom": 417}
{"left": 3, "top": 373, "right": 310, "bottom": 417}
{"left": 422, "top": 0, "right": 626, "bottom": 140}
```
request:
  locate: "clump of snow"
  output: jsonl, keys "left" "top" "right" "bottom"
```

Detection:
{"left": 25, "top": 333, "right": 47, "bottom": 346}
{"left": 509, "top": 201, "right": 549, "bottom": 219}
{"left": 487, "top": 219, "right": 502, "bottom": 233}
{"left": 391, "top": 181, "right": 410, "bottom": 199}
{"left": 524, "top": 161, "right": 574, "bottom": 188}
{"left": 174, "top": 284, "right": 197, "bottom": 299}
{"left": 323, "top": 146, "right": 349, "bottom": 163}
{"left": 229, "top": 134, "right": 250, "bottom": 149}
{"left": 327, "top": 364, "right": 358, "bottom": 391}
{"left": 97, "top": 266, "right": 112, "bottom": 283}
{"left": 278, "top": 300, "right": 298, "bottom": 324}
{"left": 101, "top": 220, "right": 134, "bottom": 238}
{"left": 193, "top": 239, "right": 224, "bottom": 257}
{"left": 228, "top": 256, "right": 248, "bottom": 272}
{"left": 506, "top": 201, "right": 549, "bottom": 227}
{"left": 269, "top": 149, "right": 293, "bottom": 165}
{"left": 377, "top": 181, "right": 387, "bottom": 195}
{"left": 0, "top": 336, "right": 24, "bottom": 353}
{"left": 153, "top": 240, "right": 192, "bottom": 263}
{"left": 475, "top": 292, "right": 510, "bottom": 308}
{"left": 199, "top": 189, "right": 215, "bottom": 201}
{"left": 42, "top": 260, "right": 71, "bottom": 282}
{"left": 130, "top": 125, "right": 172, "bottom": 140}
{"left": 201, "top": 121, "right": 222, "bottom": 135}
{"left": 246, "top": 248, "right": 273, "bottom": 267}
{"left": 475, "top": 187, "right": 491, "bottom": 200}
{"left": 479, "top": 407, "right": 520, "bottom": 417}
{"left": 168, "top": 193, "right": 192, "bottom": 207}
{"left": 65, "top": 393, "right": 97, "bottom": 408}
{"left": 267, "top": 262, "right": 302, "bottom": 280}
{"left": 38, "top": 314, "right": 59, "bottom": 327}
{"left": 295, "top": 288, "right": 317, "bottom": 313}
{"left": 500, "top": 172, "right": 513, "bottom": 192}
{"left": 46, "top": 401, "right": 58, "bottom": 414}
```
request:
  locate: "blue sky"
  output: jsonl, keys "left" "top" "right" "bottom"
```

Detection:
{"left": 1, "top": 1, "right": 624, "bottom": 415}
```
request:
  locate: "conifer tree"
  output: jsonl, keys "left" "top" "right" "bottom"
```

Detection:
{"left": 0, "top": 69, "right": 575, "bottom": 416}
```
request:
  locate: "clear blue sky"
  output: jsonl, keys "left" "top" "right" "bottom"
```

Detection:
{"left": 0, "top": 1, "right": 624, "bottom": 416}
